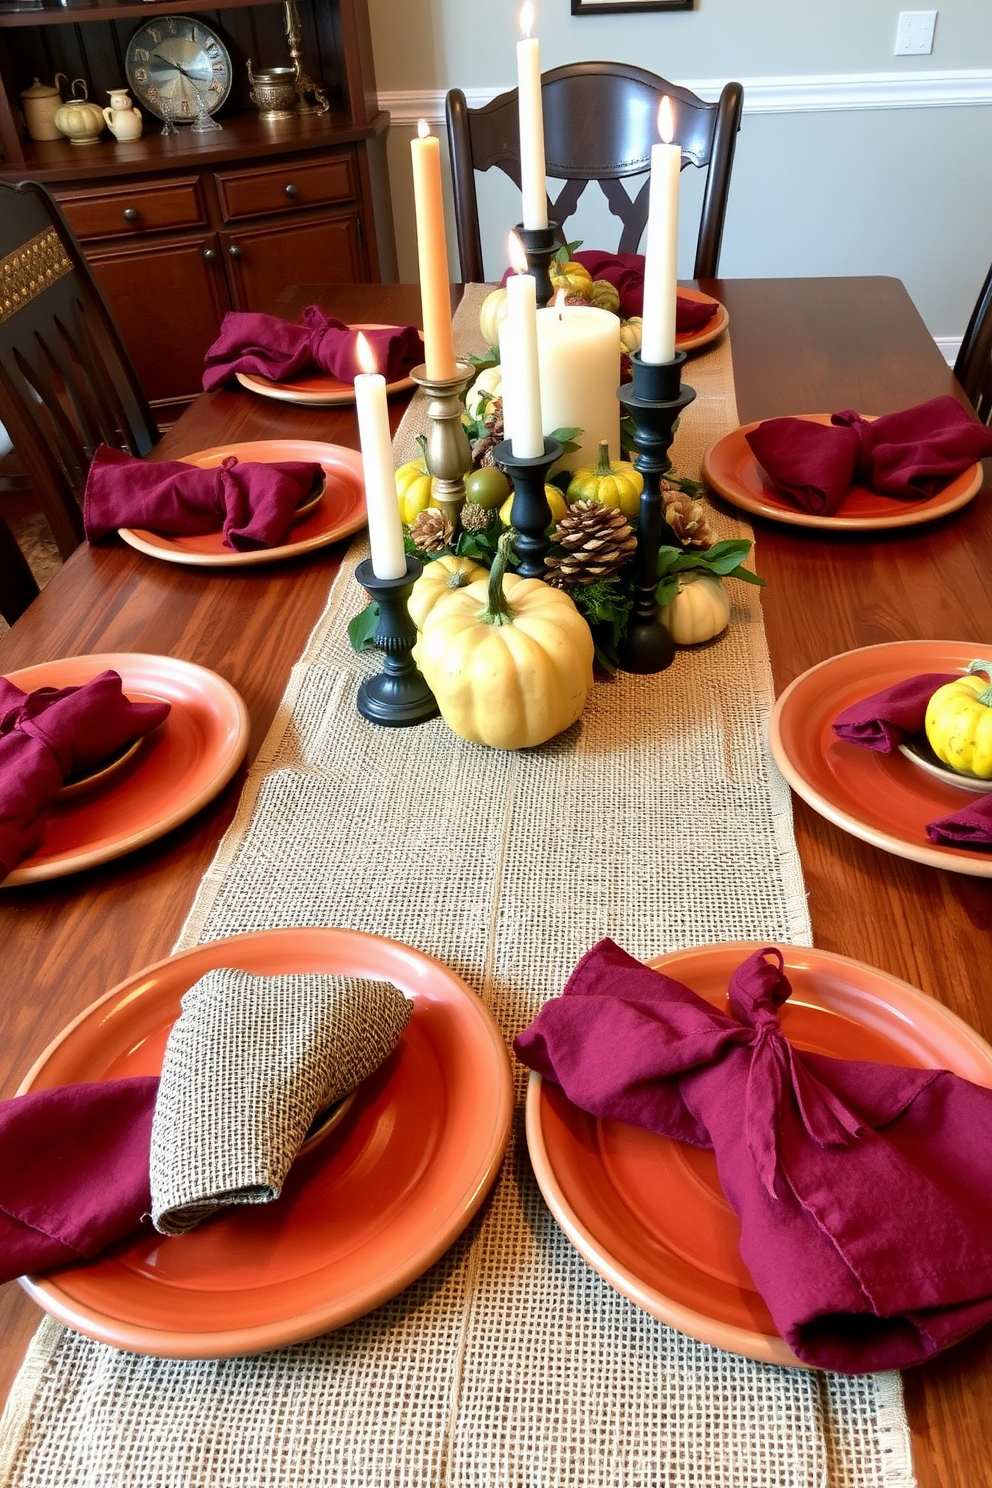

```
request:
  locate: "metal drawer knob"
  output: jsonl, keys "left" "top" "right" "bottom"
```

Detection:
{"left": 123, "top": 208, "right": 139, "bottom": 223}
{"left": 284, "top": 183, "right": 298, "bottom": 198}
{"left": 203, "top": 248, "right": 217, "bottom": 262}
{"left": 228, "top": 244, "right": 242, "bottom": 259}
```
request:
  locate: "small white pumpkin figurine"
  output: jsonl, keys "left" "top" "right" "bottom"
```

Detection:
{"left": 659, "top": 571, "right": 730, "bottom": 645}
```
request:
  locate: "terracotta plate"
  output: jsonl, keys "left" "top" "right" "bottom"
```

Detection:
{"left": 769, "top": 640, "right": 992, "bottom": 876}
{"left": 526, "top": 940, "right": 992, "bottom": 1367}
{"left": 118, "top": 440, "right": 366, "bottom": 567}
{"left": 3, "top": 654, "right": 248, "bottom": 887}
{"left": 702, "top": 415, "right": 983, "bottom": 529}
{"left": 18, "top": 927, "right": 513, "bottom": 1358}
{"left": 235, "top": 325, "right": 417, "bottom": 406}
{"left": 676, "top": 287, "right": 729, "bottom": 353}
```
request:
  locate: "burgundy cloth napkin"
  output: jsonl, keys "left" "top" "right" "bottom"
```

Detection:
{"left": 833, "top": 672, "right": 992, "bottom": 847}
{"left": 84, "top": 445, "right": 323, "bottom": 551}
{"left": 0, "top": 670, "right": 170, "bottom": 880}
{"left": 499, "top": 250, "right": 718, "bottom": 329}
{"left": 515, "top": 939, "right": 992, "bottom": 1372}
{"left": 0, "top": 1075, "right": 159, "bottom": 1283}
{"left": 202, "top": 305, "right": 424, "bottom": 391}
{"left": 745, "top": 396, "right": 992, "bottom": 516}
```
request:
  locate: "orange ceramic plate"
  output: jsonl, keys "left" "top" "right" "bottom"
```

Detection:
{"left": 676, "top": 287, "right": 729, "bottom": 353}
{"left": 3, "top": 654, "right": 248, "bottom": 887}
{"left": 702, "top": 415, "right": 983, "bottom": 529}
{"left": 235, "top": 325, "right": 417, "bottom": 405}
{"left": 770, "top": 640, "right": 992, "bottom": 876}
{"left": 18, "top": 927, "right": 513, "bottom": 1357}
{"left": 526, "top": 940, "right": 992, "bottom": 1368}
{"left": 118, "top": 440, "right": 366, "bottom": 567}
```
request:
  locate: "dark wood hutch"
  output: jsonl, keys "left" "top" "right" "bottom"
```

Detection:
{"left": 0, "top": 0, "right": 397, "bottom": 416}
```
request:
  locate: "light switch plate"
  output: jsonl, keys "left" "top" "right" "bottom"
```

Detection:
{"left": 895, "top": 10, "right": 937, "bottom": 55}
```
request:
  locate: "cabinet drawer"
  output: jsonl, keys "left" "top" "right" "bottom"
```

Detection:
{"left": 56, "top": 179, "right": 208, "bottom": 241}
{"left": 215, "top": 154, "right": 358, "bottom": 222}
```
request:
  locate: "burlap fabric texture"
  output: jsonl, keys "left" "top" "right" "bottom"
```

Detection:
{"left": 0, "top": 287, "right": 915, "bottom": 1488}
{"left": 150, "top": 968, "right": 412, "bottom": 1235}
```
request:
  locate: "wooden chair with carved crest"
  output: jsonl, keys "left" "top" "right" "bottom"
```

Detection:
{"left": 0, "top": 179, "right": 159, "bottom": 621}
{"left": 445, "top": 62, "right": 743, "bottom": 284}
{"left": 955, "top": 258, "right": 992, "bottom": 426}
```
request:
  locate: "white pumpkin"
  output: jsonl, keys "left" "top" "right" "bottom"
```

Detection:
{"left": 478, "top": 287, "right": 509, "bottom": 350}
{"left": 659, "top": 571, "right": 729, "bottom": 645}
{"left": 619, "top": 316, "right": 643, "bottom": 354}
{"left": 465, "top": 365, "right": 503, "bottom": 422}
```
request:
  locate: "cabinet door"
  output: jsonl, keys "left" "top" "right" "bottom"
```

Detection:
{"left": 222, "top": 210, "right": 367, "bottom": 313}
{"left": 84, "top": 232, "right": 230, "bottom": 411}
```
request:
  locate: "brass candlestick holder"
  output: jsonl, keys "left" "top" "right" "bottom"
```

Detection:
{"left": 616, "top": 351, "right": 696, "bottom": 674}
{"left": 283, "top": 0, "right": 328, "bottom": 114}
{"left": 409, "top": 361, "right": 474, "bottom": 532}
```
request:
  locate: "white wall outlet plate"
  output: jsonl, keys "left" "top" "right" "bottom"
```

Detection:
{"left": 895, "top": 11, "right": 937, "bottom": 55}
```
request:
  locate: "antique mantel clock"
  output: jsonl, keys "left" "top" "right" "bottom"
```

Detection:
{"left": 125, "top": 15, "right": 233, "bottom": 122}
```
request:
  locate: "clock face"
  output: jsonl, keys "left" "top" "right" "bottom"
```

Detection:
{"left": 126, "top": 15, "right": 233, "bottom": 122}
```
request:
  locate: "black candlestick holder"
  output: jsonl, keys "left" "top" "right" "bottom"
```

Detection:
{"left": 492, "top": 435, "right": 563, "bottom": 579}
{"left": 616, "top": 351, "right": 697, "bottom": 674}
{"left": 354, "top": 556, "right": 439, "bottom": 726}
{"left": 515, "top": 221, "right": 559, "bottom": 306}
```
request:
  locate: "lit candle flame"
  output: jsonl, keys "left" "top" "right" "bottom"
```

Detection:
{"left": 355, "top": 331, "right": 378, "bottom": 376}
{"left": 554, "top": 288, "right": 566, "bottom": 319}
{"left": 417, "top": 118, "right": 430, "bottom": 140}
{"left": 520, "top": 1, "right": 534, "bottom": 38}
{"left": 658, "top": 96, "right": 675, "bottom": 145}
{"left": 508, "top": 231, "right": 529, "bottom": 275}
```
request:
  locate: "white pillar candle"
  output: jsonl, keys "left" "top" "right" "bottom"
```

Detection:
{"left": 516, "top": 3, "right": 548, "bottom": 232}
{"left": 640, "top": 97, "right": 681, "bottom": 365}
{"left": 410, "top": 119, "right": 457, "bottom": 381}
{"left": 498, "top": 236, "right": 544, "bottom": 458}
{"left": 354, "top": 333, "right": 407, "bottom": 580}
{"left": 536, "top": 301, "right": 620, "bottom": 472}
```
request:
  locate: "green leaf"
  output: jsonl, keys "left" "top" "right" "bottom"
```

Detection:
{"left": 549, "top": 469, "right": 573, "bottom": 497}
{"left": 655, "top": 576, "right": 679, "bottom": 607}
{"left": 549, "top": 426, "right": 581, "bottom": 444}
{"left": 730, "top": 565, "right": 765, "bottom": 587}
{"left": 466, "top": 351, "right": 498, "bottom": 367}
{"left": 570, "top": 576, "right": 634, "bottom": 649}
{"left": 348, "top": 601, "right": 380, "bottom": 653}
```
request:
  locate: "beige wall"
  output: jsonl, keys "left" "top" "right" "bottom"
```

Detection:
{"left": 369, "top": 0, "right": 992, "bottom": 342}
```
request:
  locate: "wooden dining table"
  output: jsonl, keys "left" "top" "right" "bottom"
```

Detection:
{"left": 0, "top": 275, "right": 990, "bottom": 1488}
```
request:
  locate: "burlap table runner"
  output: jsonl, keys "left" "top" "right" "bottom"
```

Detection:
{"left": 0, "top": 287, "right": 915, "bottom": 1488}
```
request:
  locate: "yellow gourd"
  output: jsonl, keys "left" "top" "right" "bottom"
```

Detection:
{"left": 925, "top": 661, "right": 992, "bottom": 778}
{"left": 479, "top": 287, "right": 509, "bottom": 349}
{"left": 658, "top": 571, "right": 730, "bottom": 645}
{"left": 588, "top": 279, "right": 621, "bottom": 314}
{"left": 408, "top": 555, "right": 488, "bottom": 630}
{"left": 395, "top": 435, "right": 436, "bottom": 525}
{"left": 413, "top": 532, "right": 594, "bottom": 750}
{"left": 499, "top": 485, "right": 567, "bottom": 529}
{"left": 566, "top": 441, "right": 644, "bottom": 520}
{"left": 619, "top": 317, "right": 643, "bottom": 354}
{"left": 549, "top": 260, "right": 593, "bottom": 300}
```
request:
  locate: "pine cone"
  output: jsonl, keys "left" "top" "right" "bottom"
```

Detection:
{"left": 482, "top": 394, "right": 504, "bottom": 441}
{"left": 663, "top": 490, "right": 715, "bottom": 550}
{"left": 546, "top": 501, "right": 637, "bottom": 586}
{"left": 472, "top": 434, "right": 498, "bottom": 469}
{"left": 460, "top": 502, "right": 493, "bottom": 534}
{"left": 410, "top": 508, "right": 454, "bottom": 553}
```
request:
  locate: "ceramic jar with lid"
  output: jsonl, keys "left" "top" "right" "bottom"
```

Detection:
{"left": 53, "top": 79, "right": 105, "bottom": 146}
{"left": 20, "top": 74, "right": 68, "bottom": 142}
{"left": 103, "top": 88, "right": 143, "bottom": 141}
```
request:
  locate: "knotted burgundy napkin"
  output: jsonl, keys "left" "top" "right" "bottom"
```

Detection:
{"left": 84, "top": 445, "right": 323, "bottom": 551}
{"left": 833, "top": 672, "right": 992, "bottom": 847}
{"left": 515, "top": 938, "right": 992, "bottom": 1372}
{"left": 745, "top": 396, "right": 992, "bottom": 516}
{"left": 0, "top": 670, "right": 170, "bottom": 880}
{"left": 0, "top": 1075, "right": 159, "bottom": 1283}
{"left": 498, "top": 251, "right": 718, "bottom": 329}
{"left": 202, "top": 305, "right": 424, "bottom": 391}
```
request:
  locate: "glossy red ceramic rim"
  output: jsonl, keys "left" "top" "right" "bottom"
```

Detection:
{"left": 769, "top": 640, "right": 992, "bottom": 876}
{"left": 525, "top": 940, "right": 992, "bottom": 1367}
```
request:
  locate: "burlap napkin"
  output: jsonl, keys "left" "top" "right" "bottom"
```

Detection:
{"left": 150, "top": 968, "right": 412, "bottom": 1235}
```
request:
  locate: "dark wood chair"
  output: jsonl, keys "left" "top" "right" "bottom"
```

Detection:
{"left": 0, "top": 508, "right": 39, "bottom": 626}
{"left": 446, "top": 62, "right": 743, "bottom": 283}
{"left": 954, "top": 258, "right": 992, "bottom": 425}
{"left": 0, "top": 179, "right": 159, "bottom": 570}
